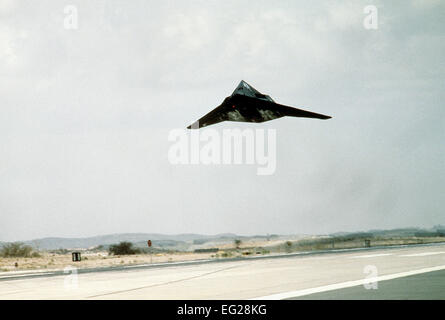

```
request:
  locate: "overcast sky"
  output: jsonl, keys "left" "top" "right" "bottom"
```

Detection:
{"left": 1, "top": 0, "right": 444, "bottom": 241}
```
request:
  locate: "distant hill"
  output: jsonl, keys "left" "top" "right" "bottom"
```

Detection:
{"left": 330, "top": 226, "right": 445, "bottom": 239}
{"left": 13, "top": 233, "right": 239, "bottom": 250}
{"left": 2, "top": 226, "right": 444, "bottom": 251}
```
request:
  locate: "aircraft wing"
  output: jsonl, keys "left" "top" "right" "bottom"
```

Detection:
{"left": 187, "top": 104, "right": 228, "bottom": 129}
{"left": 277, "top": 104, "right": 332, "bottom": 120}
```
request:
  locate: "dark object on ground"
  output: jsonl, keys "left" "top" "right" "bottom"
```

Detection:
{"left": 194, "top": 248, "right": 219, "bottom": 253}
{"left": 108, "top": 241, "right": 141, "bottom": 255}
{"left": 72, "top": 252, "right": 81, "bottom": 262}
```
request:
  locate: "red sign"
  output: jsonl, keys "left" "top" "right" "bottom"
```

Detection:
{"left": 147, "top": 240, "right": 152, "bottom": 247}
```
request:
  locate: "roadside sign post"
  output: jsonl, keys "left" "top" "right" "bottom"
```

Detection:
{"left": 365, "top": 239, "right": 371, "bottom": 248}
{"left": 147, "top": 240, "right": 152, "bottom": 264}
{"left": 72, "top": 252, "right": 81, "bottom": 262}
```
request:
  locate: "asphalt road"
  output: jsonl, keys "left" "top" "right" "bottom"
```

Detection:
{"left": 1, "top": 242, "right": 445, "bottom": 299}
{"left": 291, "top": 269, "right": 445, "bottom": 299}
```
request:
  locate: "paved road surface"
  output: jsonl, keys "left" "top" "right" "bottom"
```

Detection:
{"left": 1, "top": 243, "right": 445, "bottom": 299}
{"left": 291, "top": 269, "right": 445, "bottom": 299}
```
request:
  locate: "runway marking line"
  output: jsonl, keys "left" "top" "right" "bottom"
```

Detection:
{"left": 0, "top": 272, "right": 54, "bottom": 280}
{"left": 399, "top": 251, "right": 445, "bottom": 257}
{"left": 349, "top": 253, "right": 392, "bottom": 259}
{"left": 251, "top": 264, "right": 445, "bottom": 300}
{"left": 122, "top": 259, "right": 214, "bottom": 269}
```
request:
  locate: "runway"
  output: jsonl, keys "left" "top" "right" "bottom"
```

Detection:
{"left": 1, "top": 243, "right": 445, "bottom": 299}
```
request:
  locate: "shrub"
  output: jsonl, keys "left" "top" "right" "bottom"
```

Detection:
{"left": 108, "top": 242, "right": 141, "bottom": 255}
{"left": 0, "top": 242, "right": 40, "bottom": 258}
{"left": 285, "top": 241, "right": 293, "bottom": 252}
{"left": 221, "top": 252, "right": 232, "bottom": 258}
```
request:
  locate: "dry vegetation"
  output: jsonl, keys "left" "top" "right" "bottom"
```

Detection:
{"left": 1, "top": 235, "right": 444, "bottom": 273}
{"left": 0, "top": 251, "right": 216, "bottom": 272}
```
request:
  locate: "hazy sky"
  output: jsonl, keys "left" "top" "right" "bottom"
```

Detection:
{"left": 1, "top": 0, "right": 444, "bottom": 241}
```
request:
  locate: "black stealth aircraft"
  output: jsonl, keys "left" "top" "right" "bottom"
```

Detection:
{"left": 187, "top": 80, "right": 331, "bottom": 129}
